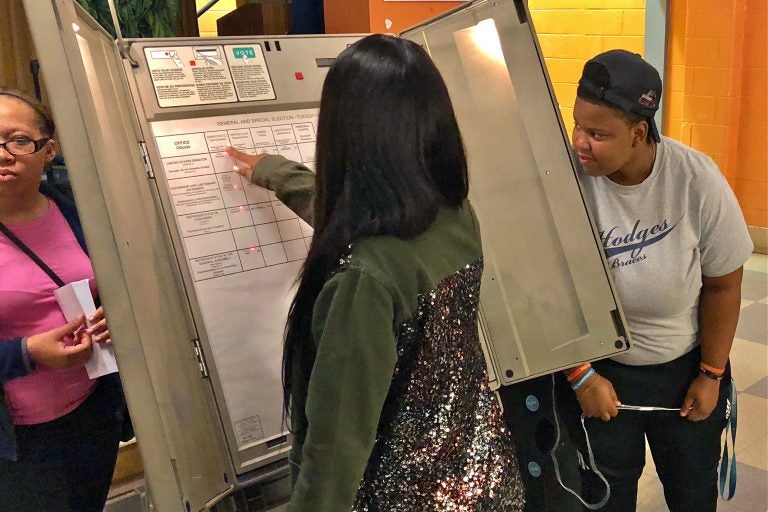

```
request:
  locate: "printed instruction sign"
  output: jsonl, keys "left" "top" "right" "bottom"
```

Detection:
{"left": 224, "top": 45, "right": 276, "bottom": 102}
{"left": 151, "top": 108, "right": 317, "bottom": 447}
{"left": 144, "top": 45, "right": 276, "bottom": 107}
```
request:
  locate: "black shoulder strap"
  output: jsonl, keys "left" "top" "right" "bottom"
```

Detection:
{"left": 0, "top": 222, "right": 66, "bottom": 287}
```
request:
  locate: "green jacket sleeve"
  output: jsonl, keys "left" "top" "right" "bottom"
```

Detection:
{"left": 288, "top": 269, "right": 398, "bottom": 512}
{"left": 251, "top": 155, "right": 316, "bottom": 225}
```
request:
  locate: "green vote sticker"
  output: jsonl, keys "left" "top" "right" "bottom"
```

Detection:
{"left": 233, "top": 47, "right": 256, "bottom": 59}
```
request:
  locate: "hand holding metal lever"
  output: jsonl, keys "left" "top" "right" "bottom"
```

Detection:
{"left": 617, "top": 404, "right": 685, "bottom": 412}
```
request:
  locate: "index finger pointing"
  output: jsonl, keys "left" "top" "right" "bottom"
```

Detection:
{"left": 225, "top": 145, "right": 250, "bottom": 162}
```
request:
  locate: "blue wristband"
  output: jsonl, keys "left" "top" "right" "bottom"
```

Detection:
{"left": 571, "top": 368, "right": 596, "bottom": 391}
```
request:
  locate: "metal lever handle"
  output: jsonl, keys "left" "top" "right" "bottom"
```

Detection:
{"left": 618, "top": 404, "right": 681, "bottom": 412}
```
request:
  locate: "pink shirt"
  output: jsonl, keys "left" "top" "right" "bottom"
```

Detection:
{"left": 0, "top": 200, "right": 97, "bottom": 425}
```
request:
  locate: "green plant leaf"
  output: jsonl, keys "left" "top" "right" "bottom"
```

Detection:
{"left": 75, "top": 0, "right": 179, "bottom": 37}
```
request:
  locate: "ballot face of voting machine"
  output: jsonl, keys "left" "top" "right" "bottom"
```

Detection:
{"left": 24, "top": 0, "right": 629, "bottom": 510}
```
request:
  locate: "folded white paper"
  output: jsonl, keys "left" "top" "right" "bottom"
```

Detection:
{"left": 54, "top": 279, "right": 118, "bottom": 379}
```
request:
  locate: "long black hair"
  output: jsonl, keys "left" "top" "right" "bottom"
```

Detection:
{"left": 283, "top": 34, "right": 468, "bottom": 415}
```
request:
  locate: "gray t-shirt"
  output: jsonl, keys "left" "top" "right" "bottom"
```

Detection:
{"left": 580, "top": 136, "right": 753, "bottom": 365}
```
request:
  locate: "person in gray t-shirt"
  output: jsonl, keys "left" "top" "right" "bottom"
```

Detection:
{"left": 562, "top": 50, "right": 753, "bottom": 512}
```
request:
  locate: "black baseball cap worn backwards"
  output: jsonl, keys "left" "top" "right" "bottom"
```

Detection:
{"left": 577, "top": 49, "right": 662, "bottom": 143}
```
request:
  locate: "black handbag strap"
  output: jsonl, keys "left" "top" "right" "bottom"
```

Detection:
{"left": 0, "top": 221, "right": 66, "bottom": 287}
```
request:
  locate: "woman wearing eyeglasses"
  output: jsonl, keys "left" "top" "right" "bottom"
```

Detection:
{"left": 0, "top": 88, "right": 126, "bottom": 512}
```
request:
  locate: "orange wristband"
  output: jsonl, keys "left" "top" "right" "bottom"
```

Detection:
{"left": 567, "top": 363, "right": 592, "bottom": 382}
{"left": 700, "top": 362, "right": 725, "bottom": 376}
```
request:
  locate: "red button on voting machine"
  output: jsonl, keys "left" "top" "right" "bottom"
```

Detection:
{"left": 295, "top": 72, "right": 304, "bottom": 80}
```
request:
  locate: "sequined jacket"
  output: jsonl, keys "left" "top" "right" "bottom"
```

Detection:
{"left": 251, "top": 156, "right": 524, "bottom": 512}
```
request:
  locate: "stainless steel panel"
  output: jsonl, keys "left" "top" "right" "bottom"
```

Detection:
{"left": 402, "top": 0, "right": 630, "bottom": 386}
{"left": 24, "top": 1, "right": 232, "bottom": 510}
{"left": 122, "top": 36, "right": 361, "bottom": 474}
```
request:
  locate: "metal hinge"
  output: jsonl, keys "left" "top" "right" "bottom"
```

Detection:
{"left": 138, "top": 141, "right": 155, "bottom": 179}
{"left": 192, "top": 339, "right": 209, "bottom": 378}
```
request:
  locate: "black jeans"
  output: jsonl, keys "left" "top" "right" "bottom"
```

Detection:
{"left": 566, "top": 347, "right": 730, "bottom": 512}
{"left": 499, "top": 374, "right": 583, "bottom": 512}
{"left": 0, "top": 379, "right": 122, "bottom": 512}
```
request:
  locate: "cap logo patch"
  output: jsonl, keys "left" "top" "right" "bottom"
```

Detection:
{"left": 639, "top": 90, "right": 658, "bottom": 108}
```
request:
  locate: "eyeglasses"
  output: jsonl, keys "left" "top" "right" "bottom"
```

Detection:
{"left": 0, "top": 137, "right": 51, "bottom": 156}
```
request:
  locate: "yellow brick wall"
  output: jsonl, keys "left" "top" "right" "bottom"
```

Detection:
{"left": 527, "top": 0, "right": 647, "bottom": 135}
{"left": 196, "top": 0, "right": 238, "bottom": 37}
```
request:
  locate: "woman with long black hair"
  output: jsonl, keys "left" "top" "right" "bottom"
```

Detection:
{"left": 227, "top": 34, "right": 524, "bottom": 511}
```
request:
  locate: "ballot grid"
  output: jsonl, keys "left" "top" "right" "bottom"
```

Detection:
{"left": 159, "top": 122, "right": 316, "bottom": 282}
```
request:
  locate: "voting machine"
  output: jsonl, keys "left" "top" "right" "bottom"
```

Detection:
{"left": 23, "top": 0, "right": 629, "bottom": 510}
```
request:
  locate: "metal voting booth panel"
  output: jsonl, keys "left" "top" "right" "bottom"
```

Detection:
{"left": 127, "top": 36, "right": 361, "bottom": 478}
{"left": 24, "top": 0, "right": 628, "bottom": 510}
{"left": 403, "top": 0, "right": 630, "bottom": 387}
{"left": 25, "top": 1, "right": 359, "bottom": 510}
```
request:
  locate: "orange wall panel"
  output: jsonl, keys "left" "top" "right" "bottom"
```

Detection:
{"left": 741, "top": 97, "right": 767, "bottom": 127}
{"left": 682, "top": 95, "right": 716, "bottom": 124}
{"left": 735, "top": 180, "right": 768, "bottom": 215}
{"left": 667, "top": 91, "right": 684, "bottom": 121}
{"left": 324, "top": 0, "right": 463, "bottom": 34}
{"left": 690, "top": 8, "right": 735, "bottom": 39}
{"left": 324, "top": 0, "right": 371, "bottom": 33}
{"left": 743, "top": 209, "right": 768, "bottom": 228}
{"left": 665, "top": 0, "right": 767, "bottom": 229}
{"left": 368, "top": 1, "right": 464, "bottom": 34}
